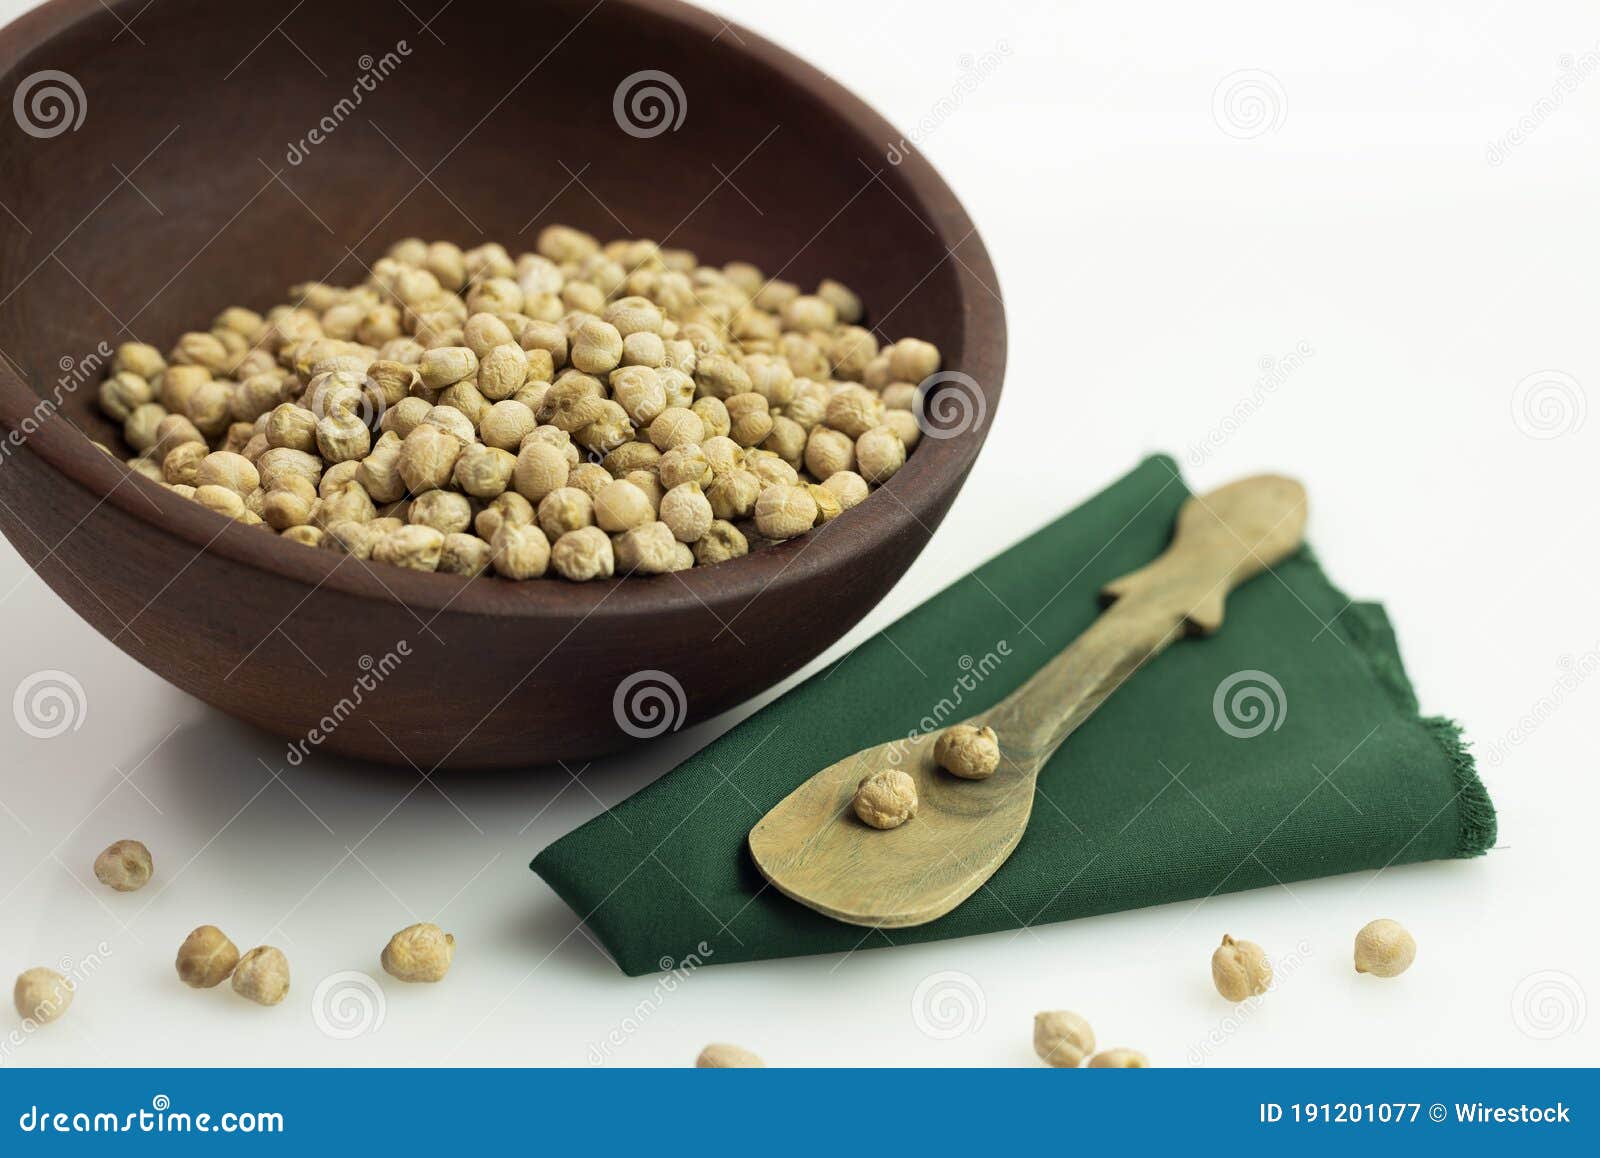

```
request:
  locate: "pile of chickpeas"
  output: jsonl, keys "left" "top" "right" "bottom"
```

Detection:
{"left": 93, "top": 227, "right": 942, "bottom": 582}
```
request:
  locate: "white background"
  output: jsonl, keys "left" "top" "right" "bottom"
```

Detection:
{"left": 1, "top": 0, "right": 1595, "bottom": 1067}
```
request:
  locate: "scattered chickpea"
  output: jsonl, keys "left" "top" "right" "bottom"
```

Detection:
{"left": 93, "top": 838, "right": 153, "bottom": 891}
{"left": 1354, "top": 919, "right": 1416, "bottom": 977}
{"left": 1211, "top": 934, "right": 1273, "bottom": 1002}
{"left": 13, "top": 968, "right": 72, "bottom": 1025}
{"left": 696, "top": 1043, "right": 765, "bottom": 1068}
{"left": 852, "top": 769, "right": 918, "bottom": 830}
{"left": 1034, "top": 1011, "right": 1094, "bottom": 1067}
{"left": 176, "top": 925, "right": 240, "bottom": 989}
{"left": 232, "top": 946, "right": 290, "bottom": 1006}
{"left": 935, "top": 724, "right": 1001, "bottom": 780}
{"left": 381, "top": 922, "right": 455, "bottom": 982}
{"left": 1088, "top": 1048, "right": 1148, "bottom": 1068}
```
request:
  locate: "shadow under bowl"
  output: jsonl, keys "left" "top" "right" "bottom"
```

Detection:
{"left": 0, "top": 0, "right": 1006, "bottom": 769}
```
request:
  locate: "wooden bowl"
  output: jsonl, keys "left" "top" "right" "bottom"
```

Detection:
{"left": 0, "top": 0, "right": 1006, "bottom": 769}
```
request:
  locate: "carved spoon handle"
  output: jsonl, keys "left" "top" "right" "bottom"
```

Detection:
{"left": 984, "top": 475, "right": 1307, "bottom": 765}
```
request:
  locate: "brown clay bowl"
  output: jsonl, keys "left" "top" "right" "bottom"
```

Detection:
{"left": 0, "top": 0, "right": 1006, "bottom": 769}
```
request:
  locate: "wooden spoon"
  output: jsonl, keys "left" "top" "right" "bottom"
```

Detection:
{"left": 747, "top": 474, "right": 1308, "bottom": 928}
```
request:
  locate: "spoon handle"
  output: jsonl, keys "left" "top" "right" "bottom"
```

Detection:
{"left": 984, "top": 475, "right": 1308, "bottom": 764}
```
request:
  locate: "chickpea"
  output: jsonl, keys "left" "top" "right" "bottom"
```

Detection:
{"left": 935, "top": 724, "right": 1001, "bottom": 780}
{"left": 696, "top": 1043, "right": 764, "bottom": 1068}
{"left": 594, "top": 479, "right": 655, "bottom": 533}
{"left": 1211, "top": 934, "right": 1272, "bottom": 1002}
{"left": 13, "top": 968, "right": 72, "bottom": 1025}
{"left": 176, "top": 925, "right": 240, "bottom": 989}
{"left": 93, "top": 839, "right": 153, "bottom": 891}
{"left": 551, "top": 525, "right": 615, "bottom": 582}
{"left": 754, "top": 484, "right": 817, "bottom": 541}
{"left": 491, "top": 523, "right": 550, "bottom": 580}
{"left": 660, "top": 483, "right": 713, "bottom": 543}
{"left": 852, "top": 769, "right": 917, "bottom": 829}
{"left": 232, "top": 946, "right": 290, "bottom": 1006}
{"left": 1034, "top": 1011, "right": 1094, "bottom": 1067}
{"left": 381, "top": 922, "right": 455, "bottom": 983}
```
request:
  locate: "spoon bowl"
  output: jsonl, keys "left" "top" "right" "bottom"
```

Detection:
{"left": 749, "top": 726, "right": 1040, "bottom": 927}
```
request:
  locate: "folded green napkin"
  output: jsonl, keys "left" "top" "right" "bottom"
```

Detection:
{"left": 532, "top": 454, "right": 1496, "bottom": 975}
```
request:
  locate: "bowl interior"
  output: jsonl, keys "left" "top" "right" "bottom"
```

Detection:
{"left": 0, "top": 0, "right": 993, "bottom": 478}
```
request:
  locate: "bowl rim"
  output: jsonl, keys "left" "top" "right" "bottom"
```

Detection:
{"left": 0, "top": 0, "right": 1007, "bottom": 622}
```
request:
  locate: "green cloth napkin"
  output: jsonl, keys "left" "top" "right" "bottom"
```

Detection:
{"left": 532, "top": 454, "right": 1496, "bottom": 975}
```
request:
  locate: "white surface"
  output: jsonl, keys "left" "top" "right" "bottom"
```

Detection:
{"left": 1, "top": 0, "right": 1595, "bottom": 1067}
